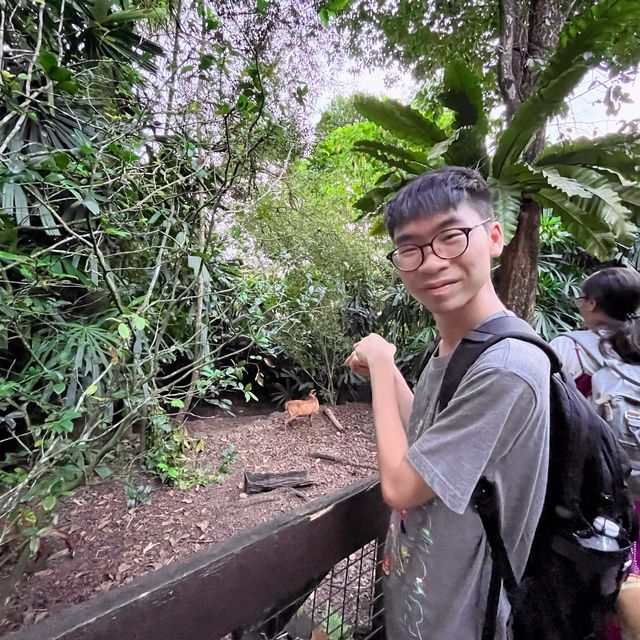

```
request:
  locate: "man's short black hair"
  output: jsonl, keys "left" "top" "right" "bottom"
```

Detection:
{"left": 383, "top": 167, "right": 493, "bottom": 239}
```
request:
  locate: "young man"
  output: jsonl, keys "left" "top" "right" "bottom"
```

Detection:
{"left": 345, "top": 167, "right": 550, "bottom": 639}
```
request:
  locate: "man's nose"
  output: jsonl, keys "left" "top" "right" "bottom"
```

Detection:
{"left": 417, "top": 246, "right": 449, "bottom": 274}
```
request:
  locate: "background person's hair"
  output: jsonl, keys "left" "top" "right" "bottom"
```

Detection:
{"left": 383, "top": 166, "right": 493, "bottom": 239}
{"left": 582, "top": 267, "right": 640, "bottom": 364}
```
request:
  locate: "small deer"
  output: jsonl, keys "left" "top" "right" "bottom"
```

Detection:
{"left": 284, "top": 390, "right": 320, "bottom": 428}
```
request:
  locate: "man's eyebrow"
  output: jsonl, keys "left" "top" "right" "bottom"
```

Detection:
{"left": 394, "top": 214, "right": 464, "bottom": 245}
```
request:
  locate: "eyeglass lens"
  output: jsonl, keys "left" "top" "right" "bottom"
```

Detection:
{"left": 393, "top": 229, "right": 468, "bottom": 270}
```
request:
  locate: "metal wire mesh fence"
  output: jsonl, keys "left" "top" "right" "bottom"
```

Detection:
{"left": 229, "top": 538, "right": 386, "bottom": 640}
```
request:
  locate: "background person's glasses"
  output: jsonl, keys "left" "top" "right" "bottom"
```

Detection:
{"left": 386, "top": 218, "right": 491, "bottom": 272}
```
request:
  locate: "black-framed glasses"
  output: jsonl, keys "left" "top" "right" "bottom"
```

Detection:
{"left": 386, "top": 218, "right": 492, "bottom": 272}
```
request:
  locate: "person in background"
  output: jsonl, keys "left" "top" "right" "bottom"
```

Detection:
{"left": 550, "top": 267, "right": 640, "bottom": 640}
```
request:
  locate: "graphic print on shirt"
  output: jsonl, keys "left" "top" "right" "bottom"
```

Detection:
{"left": 383, "top": 507, "right": 434, "bottom": 640}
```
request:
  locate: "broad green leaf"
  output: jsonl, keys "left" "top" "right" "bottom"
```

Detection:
{"left": 95, "top": 464, "right": 113, "bottom": 479}
{"left": 2, "top": 181, "right": 14, "bottom": 217}
{"left": 37, "top": 204, "right": 61, "bottom": 237}
{"left": 618, "top": 186, "right": 640, "bottom": 222}
{"left": 42, "top": 495, "right": 57, "bottom": 511}
{"left": 441, "top": 60, "right": 488, "bottom": 134}
{"left": 86, "top": 384, "right": 98, "bottom": 396}
{"left": 102, "top": 9, "right": 152, "bottom": 24}
{"left": 443, "top": 127, "right": 488, "bottom": 174}
{"left": 83, "top": 195, "right": 100, "bottom": 215}
{"left": 53, "top": 152, "right": 71, "bottom": 170}
{"left": 353, "top": 186, "right": 395, "bottom": 213}
{"left": 552, "top": 165, "right": 633, "bottom": 238}
{"left": 38, "top": 51, "right": 58, "bottom": 73}
{"left": 534, "top": 187, "right": 615, "bottom": 260}
{"left": 118, "top": 323, "right": 131, "bottom": 339}
{"left": 0, "top": 250, "right": 25, "bottom": 263}
{"left": 536, "top": 134, "right": 640, "bottom": 177}
{"left": 132, "top": 315, "right": 146, "bottom": 331}
{"left": 539, "top": 167, "right": 592, "bottom": 199}
{"left": 353, "top": 140, "right": 429, "bottom": 174}
{"left": 488, "top": 178, "right": 521, "bottom": 244}
{"left": 353, "top": 95, "right": 447, "bottom": 147}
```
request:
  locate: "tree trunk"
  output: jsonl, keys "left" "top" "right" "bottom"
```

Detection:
{"left": 495, "top": 0, "right": 577, "bottom": 320}
{"left": 496, "top": 199, "right": 541, "bottom": 321}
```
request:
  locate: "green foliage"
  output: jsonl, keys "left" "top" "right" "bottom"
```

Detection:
{"left": 124, "top": 483, "right": 152, "bottom": 509}
{"left": 493, "top": 0, "right": 640, "bottom": 177}
{"left": 352, "top": 40, "right": 640, "bottom": 261}
{"left": 0, "top": 0, "right": 293, "bottom": 562}
{"left": 534, "top": 214, "right": 585, "bottom": 340}
{"left": 322, "top": 604, "right": 353, "bottom": 640}
{"left": 440, "top": 60, "right": 488, "bottom": 134}
{"left": 353, "top": 95, "right": 447, "bottom": 147}
{"left": 144, "top": 412, "right": 212, "bottom": 489}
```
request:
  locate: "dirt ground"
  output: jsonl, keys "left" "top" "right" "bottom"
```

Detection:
{"left": 1, "top": 402, "right": 377, "bottom": 635}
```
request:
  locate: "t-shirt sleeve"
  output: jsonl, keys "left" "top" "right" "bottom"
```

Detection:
{"left": 406, "top": 365, "right": 540, "bottom": 515}
{"left": 550, "top": 335, "right": 583, "bottom": 380}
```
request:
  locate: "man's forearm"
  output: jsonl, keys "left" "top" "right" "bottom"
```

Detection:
{"left": 394, "top": 367, "right": 414, "bottom": 427}
{"left": 369, "top": 358, "right": 434, "bottom": 510}
{"left": 370, "top": 359, "right": 410, "bottom": 477}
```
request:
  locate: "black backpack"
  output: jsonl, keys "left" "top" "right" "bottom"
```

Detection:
{"left": 436, "top": 315, "right": 638, "bottom": 640}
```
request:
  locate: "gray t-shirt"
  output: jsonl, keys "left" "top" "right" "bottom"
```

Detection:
{"left": 383, "top": 317, "right": 550, "bottom": 640}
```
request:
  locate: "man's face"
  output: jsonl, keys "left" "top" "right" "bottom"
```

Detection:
{"left": 392, "top": 204, "right": 504, "bottom": 316}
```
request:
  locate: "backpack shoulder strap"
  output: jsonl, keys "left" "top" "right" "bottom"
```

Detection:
{"left": 438, "top": 315, "right": 560, "bottom": 411}
{"left": 565, "top": 331, "right": 606, "bottom": 370}
{"left": 603, "top": 361, "right": 640, "bottom": 389}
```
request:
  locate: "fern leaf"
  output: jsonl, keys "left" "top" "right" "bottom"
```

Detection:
{"left": 353, "top": 140, "right": 430, "bottom": 174}
{"left": 536, "top": 133, "right": 640, "bottom": 176}
{"left": 552, "top": 165, "right": 633, "bottom": 239}
{"left": 441, "top": 60, "right": 488, "bottom": 134}
{"left": 488, "top": 178, "right": 521, "bottom": 244}
{"left": 443, "top": 127, "right": 489, "bottom": 175}
{"left": 493, "top": 0, "right": 640, "bottom": 177}
{"left": 353, "top": 95, "right": 447, "bottom": 147}
{"left": 534, "top": 187, "right": 616, "bottom": 260}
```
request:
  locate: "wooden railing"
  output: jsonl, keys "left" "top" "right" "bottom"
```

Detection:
{"left": 4, "top": 477, "right": 390, "bottom": 640}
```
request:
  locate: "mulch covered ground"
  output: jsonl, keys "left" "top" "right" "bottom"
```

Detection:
{"left": 1, "top": 402, "right": 377, "bottom": 635}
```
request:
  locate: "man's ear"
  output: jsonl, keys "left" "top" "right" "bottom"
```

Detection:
{"left": 489, "top": 221, "right": 504, "bottom": 258}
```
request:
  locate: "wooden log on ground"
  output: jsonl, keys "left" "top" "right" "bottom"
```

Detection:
{"left": 244, "top": 471, "right": 314, "bottom": 494}
{"left": 322, "top": 406, "right": 345, "bottom": 431}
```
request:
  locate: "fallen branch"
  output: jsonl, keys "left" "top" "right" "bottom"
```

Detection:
{"left": 244, "top": 471, "right": 313, "bottom": 494}
{"left": 309, "top": 452, "right": 378, "bottom": 471}
{"left": 322, "top": 406, "right": 345, "bottom": 432}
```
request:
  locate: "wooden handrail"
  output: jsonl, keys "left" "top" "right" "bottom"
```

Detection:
{"left": 5, "top": 477, "right": 389, "bottom": 640}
